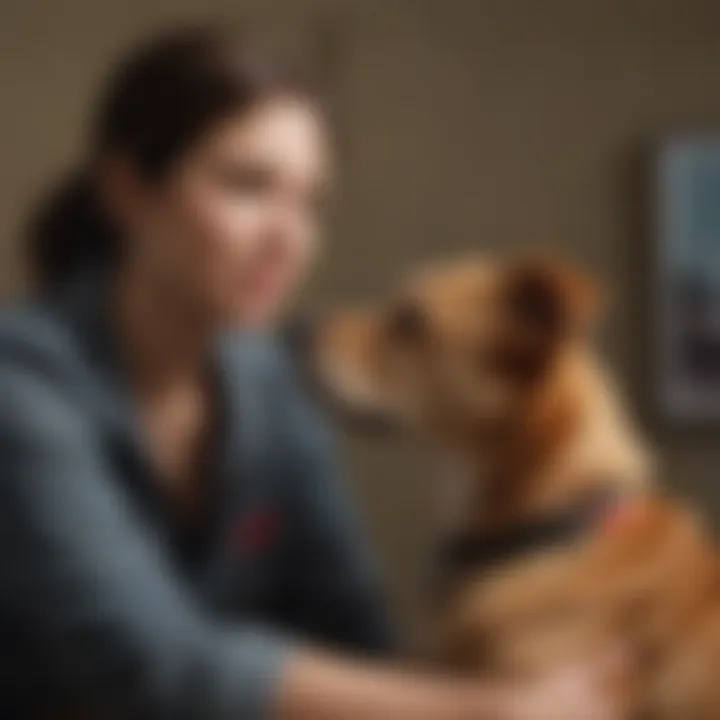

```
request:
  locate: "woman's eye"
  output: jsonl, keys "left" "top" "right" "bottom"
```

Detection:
{"left": 218, "top": 162, "right": 275, "bottom": 194}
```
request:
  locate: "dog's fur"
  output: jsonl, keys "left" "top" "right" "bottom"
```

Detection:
{"left": 307, "top": 256, "right": 720, "bottom": 719}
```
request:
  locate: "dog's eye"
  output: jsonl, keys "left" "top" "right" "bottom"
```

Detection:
{"left": 387, "top": 302, "right": 427, "bottom": 344}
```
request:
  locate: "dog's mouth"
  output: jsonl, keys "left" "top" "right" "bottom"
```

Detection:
{"left": 307, "top": 383, "right": 401, "bottom": 437}
{"left": 281, "top": 315, "right": 400, "bottom": 437}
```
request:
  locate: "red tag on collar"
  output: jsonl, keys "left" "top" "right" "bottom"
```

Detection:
{"left": 601, "top": 500, "right": 647, "bottom": 537}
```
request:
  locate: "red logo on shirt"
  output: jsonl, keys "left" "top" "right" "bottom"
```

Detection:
{"left": 232, "top": 510, "right": 283, "bottom": 553}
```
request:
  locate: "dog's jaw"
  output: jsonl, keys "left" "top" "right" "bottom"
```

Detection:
{"left": 434, "top": 456, "right": 487, "bottom": 533}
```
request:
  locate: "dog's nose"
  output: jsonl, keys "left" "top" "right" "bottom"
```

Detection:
{"left": 281, "top": 313, "right": 319, "bottom": 364}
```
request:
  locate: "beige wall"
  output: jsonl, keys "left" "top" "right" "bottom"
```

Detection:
{"left": 2, "top": 0, "right": 720, "bottom": 626}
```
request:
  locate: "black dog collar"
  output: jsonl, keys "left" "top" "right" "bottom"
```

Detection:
{"left": 440, "top": 485, "right": 624, "bottom": 581}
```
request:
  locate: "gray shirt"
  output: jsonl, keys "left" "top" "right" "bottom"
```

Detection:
{"left": 0, "top": 271, "right": 393, "bottom": 718}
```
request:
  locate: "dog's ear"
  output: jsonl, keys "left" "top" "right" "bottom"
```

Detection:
{"left": 504, "top": 257, "right": 600, "bottom": 337}
{"left": 497, "top": 258, "right": 600, "bottom": 380}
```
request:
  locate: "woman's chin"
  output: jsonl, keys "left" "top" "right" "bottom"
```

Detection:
{"left": 228, "top": 299, "right": 284, "bottom": 331}
{"left": 224, "top": 277, "right": 297, "bottom": 330}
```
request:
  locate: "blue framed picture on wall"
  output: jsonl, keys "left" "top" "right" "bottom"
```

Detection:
{"left": 657, "top": 138, "right": 720, "bottom": 420}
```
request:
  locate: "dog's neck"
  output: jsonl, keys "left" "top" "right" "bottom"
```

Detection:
{"left": 452, "top": 348, "right": 652, "bottom": 532}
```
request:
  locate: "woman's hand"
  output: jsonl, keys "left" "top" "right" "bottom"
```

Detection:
{"left": 490, "top": 649, "right": 629, "bottom": 720}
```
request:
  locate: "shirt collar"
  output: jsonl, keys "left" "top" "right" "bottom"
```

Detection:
{"left": 54, "top": 266, "right": 272, "bottom": 511}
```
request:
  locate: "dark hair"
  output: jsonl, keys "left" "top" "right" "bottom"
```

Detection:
{"left": 27, "top": 26, "right": 320, "bottom": 288}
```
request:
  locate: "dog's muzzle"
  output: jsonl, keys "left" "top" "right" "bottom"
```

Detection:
{"left": 281, "top": 314, "right": 400, "bottom": 438}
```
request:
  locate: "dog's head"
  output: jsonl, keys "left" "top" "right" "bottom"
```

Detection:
{"left": 297, "top": 256, "right": 600, "bottom": 454}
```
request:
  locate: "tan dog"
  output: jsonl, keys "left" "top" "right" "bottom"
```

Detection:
{"left": 302, "top": 256, "right": 720, "bottom": 719}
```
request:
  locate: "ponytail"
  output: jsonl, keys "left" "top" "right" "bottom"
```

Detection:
{"left": 27, "top": 170, "right": 120, "bottom": 288}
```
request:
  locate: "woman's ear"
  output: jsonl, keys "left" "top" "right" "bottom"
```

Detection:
{"left": 96, "top": 153, "right": 148, "bottom": 232}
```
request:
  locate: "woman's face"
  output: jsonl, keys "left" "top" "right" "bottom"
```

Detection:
{"left": 119, "top": 95, "right": 330, "bottom": 329}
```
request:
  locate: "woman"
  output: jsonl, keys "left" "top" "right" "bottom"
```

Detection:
{"left": 0, "top": 26, "right": 624, "bottom": 719}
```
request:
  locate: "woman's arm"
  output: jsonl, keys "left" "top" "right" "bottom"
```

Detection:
{"left": 279, "top": 650, "right": 499, "bottom": 720}
{"left": 278, "top": 648, "right": 626, "bottom": 720}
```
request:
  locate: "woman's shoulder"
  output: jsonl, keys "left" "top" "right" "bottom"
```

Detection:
{"left": 0, "top": 294, "right": 98, "bottom": 421}
{"left": 0, "top": 297, "right": 80, "bottom": 374}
